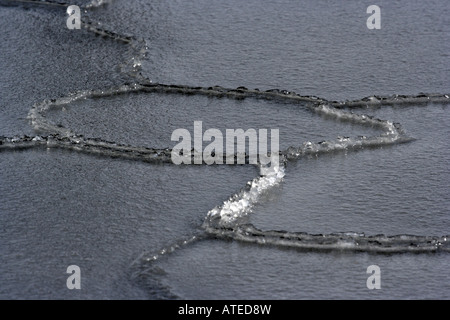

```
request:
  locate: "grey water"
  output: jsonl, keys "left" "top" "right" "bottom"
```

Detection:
{"left": 0, "top": 0, "right": 449, "bottom": 299}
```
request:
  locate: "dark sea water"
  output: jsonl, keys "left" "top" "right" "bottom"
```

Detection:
{"left": 0, "top": 0, "right": 449, "bottom": 299}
